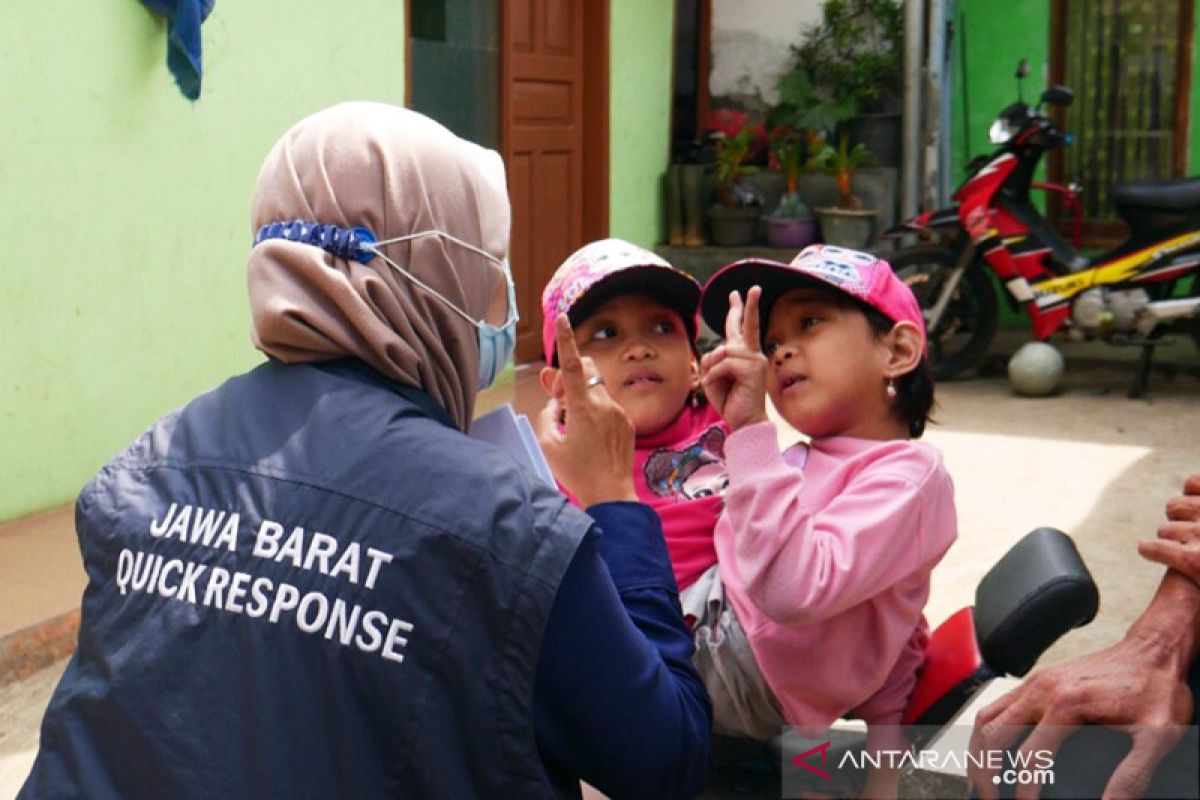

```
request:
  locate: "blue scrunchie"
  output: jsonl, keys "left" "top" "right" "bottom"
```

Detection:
{"left": 254, "top": 221, "right": 378, "bottom": 264}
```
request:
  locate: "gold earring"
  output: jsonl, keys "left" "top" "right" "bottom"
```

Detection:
{"left": 886, "top": 379, "right": 897, "bottom": 399}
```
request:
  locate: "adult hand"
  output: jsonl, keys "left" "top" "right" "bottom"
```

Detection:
{"left": 699, "top": 287, "right": 769, "bottom": 431}
{"left": 969, "top": 634, "right": 1194, "bottom": 800}
{"left": 1139, "top": 474, "right": 1200, "bottom": 585}
{"left": 535, "top": 313, "right": 636, "bottom": 507}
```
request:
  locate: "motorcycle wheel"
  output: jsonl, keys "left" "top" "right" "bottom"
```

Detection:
{"left": 889, "top": 245, "right": 999, "bottom": 380}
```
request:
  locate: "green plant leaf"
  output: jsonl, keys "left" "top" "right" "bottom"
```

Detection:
{"left": 776, "top": 70, "right": 816, "bottom": 107}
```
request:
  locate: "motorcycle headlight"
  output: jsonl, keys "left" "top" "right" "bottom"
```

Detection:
{"left": 988, "top": 117, "right": 1018, "bottom": 144}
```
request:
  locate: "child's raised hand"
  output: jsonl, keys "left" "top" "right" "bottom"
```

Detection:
{"left": 535, "top": 314, "right": 637, "bottom": 506}
{"left": 700, "top": 287, "right": 769, "bottom": 431}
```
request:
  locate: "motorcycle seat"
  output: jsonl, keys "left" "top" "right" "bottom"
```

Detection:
{"left": 1112, "top": 176, "right": 1200, "bottom": 213}
{"left": 973, "top": 527, "right": 1098, "bottom": 676}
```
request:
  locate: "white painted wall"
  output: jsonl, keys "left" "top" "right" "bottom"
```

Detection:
{"left": 709, "top": 0, "right": 823, "bottom": 105}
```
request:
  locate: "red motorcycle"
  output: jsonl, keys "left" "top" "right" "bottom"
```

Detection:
{"left": 882, "top": 61, "right": 1200, "bottom": 395}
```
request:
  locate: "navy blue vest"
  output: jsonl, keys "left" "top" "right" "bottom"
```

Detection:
{"left": 22, "top": 360, "right": 589, "bottom": 799}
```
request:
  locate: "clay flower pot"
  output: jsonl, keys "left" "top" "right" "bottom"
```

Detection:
{"left": 708, "top": 204, "right": 760, "bottom": 246}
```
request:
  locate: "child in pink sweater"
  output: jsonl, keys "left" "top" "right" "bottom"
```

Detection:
{"left": 699, "top": 245, "right": 957, "bottom": 794}
{"left": 539, "top": 239, "right": 730, "bottom": 591}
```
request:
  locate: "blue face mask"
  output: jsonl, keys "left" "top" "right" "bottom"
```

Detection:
{"left": 364, "top": 232, "right": 519, "bottom": 391}
{"left": 474, "top": 262, "right": 519, "bottom": 389}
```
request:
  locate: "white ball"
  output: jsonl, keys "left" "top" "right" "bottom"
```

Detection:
{"left": 1007, "top": 341, "right": 1065, "bottom": 396}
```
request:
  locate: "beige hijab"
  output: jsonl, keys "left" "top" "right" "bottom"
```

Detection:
{"left": 246, "top": 102, "right": 510, "bottom": 430}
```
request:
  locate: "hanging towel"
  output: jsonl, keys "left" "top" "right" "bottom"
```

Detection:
{"left": 141, "top": 0, "right": 215, "bottom": 100}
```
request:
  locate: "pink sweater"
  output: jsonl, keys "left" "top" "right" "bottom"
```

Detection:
{"left": 715, "top": 422, "right": 957, "bottom": 731}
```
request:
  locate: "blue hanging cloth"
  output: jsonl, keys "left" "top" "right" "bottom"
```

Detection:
{"left": 140, "top": 0, "right": 215, "bottom": 101}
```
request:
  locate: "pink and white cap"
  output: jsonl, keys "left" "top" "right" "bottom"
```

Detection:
{"left": 700, "top": 244, "right": 926, "bottom": 347}
{"left": 541, "top": 238, "right": 701, "bottom": 364}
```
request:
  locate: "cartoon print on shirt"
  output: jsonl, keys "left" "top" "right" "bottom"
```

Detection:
{"left": 644, "top": 426, "right": 729, "bottom": 500}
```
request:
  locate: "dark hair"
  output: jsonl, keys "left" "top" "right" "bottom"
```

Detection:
{"left": 861, "top": 305, "right": 936, "bottom": 438}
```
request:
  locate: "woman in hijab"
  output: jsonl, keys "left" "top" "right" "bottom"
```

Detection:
{"left": 20, "top": 103, "right": 710, "bottom": 800}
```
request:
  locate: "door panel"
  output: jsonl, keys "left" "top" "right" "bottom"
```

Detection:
{"left": 534, "top": 152, "right": 574, "bottom": 296}
{"left": 543, "top": 0, "right": 572, "bottom": 53}
{"left": 512, "top": 80, "right": 574, "bottom": 121}
{"left": 510, "top": 0, "right": 533, "bottom": 48}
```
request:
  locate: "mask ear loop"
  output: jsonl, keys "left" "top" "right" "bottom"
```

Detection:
{"left": 371, "top": 229, "right": 505, "bottom": 268}
{"left": 366, "top": 247, "right": 484, "bottom": 330}
{"left": 366, "top": 230, "right": 519, "bottom": 330}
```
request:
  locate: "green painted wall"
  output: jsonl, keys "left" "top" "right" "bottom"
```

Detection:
{"left": 0, "top": 1, "right": 407, "bottom": 522}
{"left": 1192, "top": 20, "right": 1200, "bottom": 173}
{"left": 950, "top": 0, "right": 1051, "bottom": 188}
{"left": 608, "top": 0, "right": 675, "bottom": 247}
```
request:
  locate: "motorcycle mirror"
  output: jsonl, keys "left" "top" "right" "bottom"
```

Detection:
{"left": 1041, "top": 85, "right": 1074, "bottom": 107}
{"left": 1015, "top": 58, "right": 1029, "bottom": 102}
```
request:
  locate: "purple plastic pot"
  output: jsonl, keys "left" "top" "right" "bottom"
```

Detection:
{"left": 764, "top": 216, "right": 818, "bottom": 249}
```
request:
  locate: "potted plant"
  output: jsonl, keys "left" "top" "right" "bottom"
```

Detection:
{"left": 812, "top": 135, "right": 878, "bottom": 249}
{"left": 792, "top": 0, "right": 904, "bottom": 165}
{"left": 763, "top": 127, "right": 818, "bottom": 249}
{"left": 708, "top": 127, "right": 763, "bottom": 246}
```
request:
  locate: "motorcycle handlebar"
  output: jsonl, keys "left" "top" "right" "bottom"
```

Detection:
{"left": 1023, "top": 117, "right": 1068, "bottom": 150}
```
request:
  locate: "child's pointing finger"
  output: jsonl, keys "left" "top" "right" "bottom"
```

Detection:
{"left": 742, "top": 286, "right": 763, "bottom": 354}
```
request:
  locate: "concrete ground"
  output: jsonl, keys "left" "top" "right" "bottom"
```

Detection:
{"left": 1, "top": 330, "right": 1197, "bottom": 798}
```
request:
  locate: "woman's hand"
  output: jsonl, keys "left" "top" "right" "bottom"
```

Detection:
{"left": 536, "top": 314, "right": 637, "bottom": 507}
{"left": 700, "top": 287, "right": 769, "bottom": 431}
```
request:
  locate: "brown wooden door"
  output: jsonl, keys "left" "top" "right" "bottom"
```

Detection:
{"left": 503, "top": 0, "right": 608, "bottom": 363}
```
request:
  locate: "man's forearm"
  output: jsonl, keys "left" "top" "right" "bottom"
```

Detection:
{"left": 1126, "top": 570, "right": 1200, "bottom": 677}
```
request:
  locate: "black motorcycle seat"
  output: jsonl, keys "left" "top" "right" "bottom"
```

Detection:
{"left": 1112, "top": 176, "right": 1200, "bottom": 212}
{"left": 974, "top": 527, "right": 1098, "bottom": 677}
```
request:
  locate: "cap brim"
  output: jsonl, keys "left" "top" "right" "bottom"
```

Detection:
{"left": 701, "top": 258, "right": 832, "bottom": 336}
{"left": 566, "top": 267, "right": 701, "bottom": 339}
